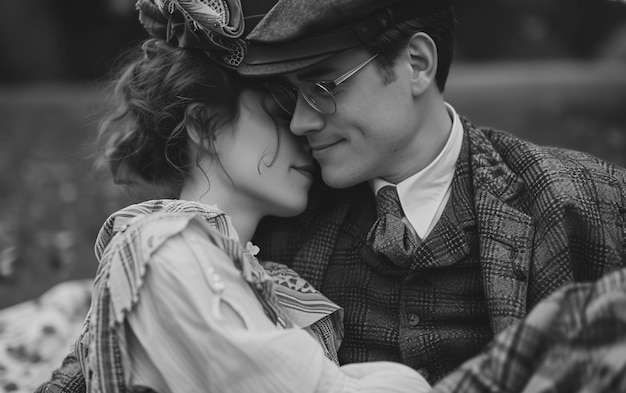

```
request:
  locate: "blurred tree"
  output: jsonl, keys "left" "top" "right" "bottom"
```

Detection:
{"left": 0, "top": 0, "right": 146, "bottom": 84}
{"left": 0, "top": 1, "right": 67, "bottom": 83}
{"left": 453, "top": 0, "right": 626, "bottom": 60}
{"left": 48, "top": 0, "right": 147, "bottom": 81}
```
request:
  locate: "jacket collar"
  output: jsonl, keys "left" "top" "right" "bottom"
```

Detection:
{"left": 464, "top": 118, "right": 535, "bottom": 333}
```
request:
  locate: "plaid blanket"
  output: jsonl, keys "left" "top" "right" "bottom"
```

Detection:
{"left": 431, "top": 266, "right": 626, "bottom": 393}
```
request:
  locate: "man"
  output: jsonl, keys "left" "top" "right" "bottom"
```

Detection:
{"left": 242, "top": 0, "right": 626, "bottom": 384}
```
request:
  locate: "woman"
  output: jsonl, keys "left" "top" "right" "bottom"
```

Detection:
{"left": 74, "top": 0, "right": 431, "bottom": 392}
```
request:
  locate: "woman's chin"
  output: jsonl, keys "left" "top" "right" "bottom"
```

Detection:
{"left": 273, "top": 199, "right": 309, "bottom": 218}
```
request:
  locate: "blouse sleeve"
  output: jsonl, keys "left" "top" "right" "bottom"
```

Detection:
{"left": 120, "top": 222, "right": 348, "bottom": 393}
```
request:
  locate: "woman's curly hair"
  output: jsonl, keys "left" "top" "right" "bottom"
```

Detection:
{"left": 96, "top": 38, "right": 256, "bottom": 195}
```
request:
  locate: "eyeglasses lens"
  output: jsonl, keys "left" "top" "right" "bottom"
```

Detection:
{"left": 301, "top": 82, "right": 336, "bottom": 115}
{"left": 268, "top": 81, "right": 338, "bottom": 116}
{"left": 269, "top": 84, "right": 297, "bottom": 115}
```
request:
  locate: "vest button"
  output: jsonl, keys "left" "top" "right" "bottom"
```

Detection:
{"left": 407, "top": 313, "right": 420, "bottom": 326}
{"left": 417, "top": 368, "right": 430, "bottom": 380}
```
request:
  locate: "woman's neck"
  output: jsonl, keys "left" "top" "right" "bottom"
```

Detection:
{"left": 220, "top": 210, "right": 260, "bottom": 246}
{"left": 179, "top": 182, "right": 261, "bottom": 246}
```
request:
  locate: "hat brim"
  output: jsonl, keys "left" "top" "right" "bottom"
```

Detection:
{"left": 238, "top": 52, "right": 336, "bottom": 77}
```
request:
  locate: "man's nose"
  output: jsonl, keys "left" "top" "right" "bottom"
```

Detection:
{"left": 290, "top": 96, "right": 325, "bottom": 136}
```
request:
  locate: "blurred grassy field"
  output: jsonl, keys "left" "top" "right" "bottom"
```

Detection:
{"left": 1, "top": 61, "right": 625, "bottom": 309}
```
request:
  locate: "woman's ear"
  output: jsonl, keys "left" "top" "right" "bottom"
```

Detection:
{"left": 185, "top": 103, "right": 216, "bottom": 153}
{"left": 186, "top": 125, "right": 206, "bottom": 150}
{"left": 406, "top": 32, "right": 438, "bottom": 96}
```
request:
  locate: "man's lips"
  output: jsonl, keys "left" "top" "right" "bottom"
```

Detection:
{"left": 310, "top": 140, "right": 343, "bottom": 153}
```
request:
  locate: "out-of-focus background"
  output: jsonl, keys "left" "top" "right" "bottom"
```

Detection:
{"left": 0, "top": 0, "right": 625, "bottom": 391}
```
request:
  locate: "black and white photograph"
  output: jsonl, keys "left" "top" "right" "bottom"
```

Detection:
{"left": 1, "top": 1, "right": 626, "bottom": 392}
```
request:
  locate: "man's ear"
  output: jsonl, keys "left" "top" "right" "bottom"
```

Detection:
{"left": 406, "top": 32, "right": 438, "bottom": 96}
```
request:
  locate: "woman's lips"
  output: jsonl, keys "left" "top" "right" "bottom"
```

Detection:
{"left": 292, "top": 163, "right": 315, "bottom": 180}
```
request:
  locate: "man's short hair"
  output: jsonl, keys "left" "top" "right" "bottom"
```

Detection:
{"left": 365, "top": 8, "right": 455, "bottom": 91}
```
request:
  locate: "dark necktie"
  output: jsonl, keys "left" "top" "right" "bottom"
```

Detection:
{"left": 366, "top": 186, "right": 419, "bottom": 267}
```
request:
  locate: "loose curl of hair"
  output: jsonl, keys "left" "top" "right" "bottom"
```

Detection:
{"left": 365, "top": 7, "right": 455, "bottom": 92}
{"left": 96, "top": 38, "right": 257, "bottom": 196}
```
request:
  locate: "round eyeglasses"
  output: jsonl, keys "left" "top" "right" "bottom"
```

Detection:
{"left": 266, "top": 54, "right": 379, "bottom": 116}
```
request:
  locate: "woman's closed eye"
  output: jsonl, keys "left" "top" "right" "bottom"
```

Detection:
{"left": 263, "top": 92, "right": 293, "bottom": 121}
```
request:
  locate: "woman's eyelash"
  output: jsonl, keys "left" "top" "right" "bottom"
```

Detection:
{"left": 265, "top": 97, "right": 291, "bottom": 120}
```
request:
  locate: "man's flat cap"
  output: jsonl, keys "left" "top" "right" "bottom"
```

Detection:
{"left": 239, "top": 0, "right": 452, "bottom": 77}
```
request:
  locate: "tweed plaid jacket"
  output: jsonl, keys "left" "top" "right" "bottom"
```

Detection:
{"left": 253, "top": 118, "right": 626, "bottom": 380}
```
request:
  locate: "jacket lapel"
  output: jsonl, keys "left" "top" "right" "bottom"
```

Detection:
{"left": 466, "top": 120, "right": 535, "bottom": 334}
{"left": 291, "top": 184, "right": 369, "bottom": 289}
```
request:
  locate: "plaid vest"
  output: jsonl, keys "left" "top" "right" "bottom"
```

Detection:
{"left": 321, "top": 133, "right": 491, "bottom": 383}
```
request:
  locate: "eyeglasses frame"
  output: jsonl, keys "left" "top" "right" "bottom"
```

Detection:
{"left": 267, "top": 53, "right": 379, "bottom": 116}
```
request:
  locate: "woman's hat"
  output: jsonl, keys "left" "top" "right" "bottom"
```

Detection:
{"left": 136, "top": 0, "right": 278, "bottom": 68}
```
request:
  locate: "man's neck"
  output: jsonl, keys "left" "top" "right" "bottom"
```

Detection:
{"left": 383, "top": 98, "right": 453, "bottom": 184}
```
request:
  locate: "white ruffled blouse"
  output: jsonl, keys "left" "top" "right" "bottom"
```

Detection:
{"left": 87, "top": 200, "right": 430, "bottom": 393}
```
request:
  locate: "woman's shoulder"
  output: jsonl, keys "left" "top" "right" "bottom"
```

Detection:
{"left": 104, "top": 207, "right": 241, "bottom": 277}
{"left": 96, "top": 199, "right": 234, "bottom": 257}
{"left": 97, "top": 203, "right": 243, "bottom": 325}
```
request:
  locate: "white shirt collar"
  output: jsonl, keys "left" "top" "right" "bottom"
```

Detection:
{"left": 370, "top": 103, "right": 464, "bottom": 239}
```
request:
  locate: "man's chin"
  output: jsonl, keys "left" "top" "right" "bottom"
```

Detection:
{"left": 320, "top": 170, "right": 362, "bottom": 189}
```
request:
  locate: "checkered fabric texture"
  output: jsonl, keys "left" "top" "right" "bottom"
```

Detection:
{"left": 36, "top": 353, "right": 86, "bottom": 393}
{"left": 366, "top": 186, "right": 420, "bottom": 267}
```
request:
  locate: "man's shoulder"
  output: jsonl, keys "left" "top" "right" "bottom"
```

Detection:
{"left": 463, "top": 117, "right": 626, "bottom": 186}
